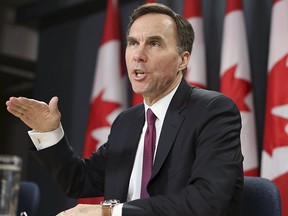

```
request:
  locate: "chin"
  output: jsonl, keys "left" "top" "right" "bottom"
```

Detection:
{"left": 132, "top": 85, "right": 144, "bottom": 94}
{"left": 133, "top": 89, "right": 144, "bottom": 95}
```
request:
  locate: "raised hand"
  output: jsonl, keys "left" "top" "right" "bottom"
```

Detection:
{"left": 6, "top": 96, "right": 61, "bottom": 132}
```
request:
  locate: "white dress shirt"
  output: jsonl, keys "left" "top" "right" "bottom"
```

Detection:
{"left": 126, "top": 86, "right": 178, "bottom": 202}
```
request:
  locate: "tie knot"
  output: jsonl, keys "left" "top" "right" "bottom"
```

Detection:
{"left": 147, "top": 108, "right": 156, "bottom": 125}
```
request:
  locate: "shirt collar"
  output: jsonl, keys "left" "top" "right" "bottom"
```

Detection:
{"left": 144, "top": 84, "right": 180, "bottom": 123}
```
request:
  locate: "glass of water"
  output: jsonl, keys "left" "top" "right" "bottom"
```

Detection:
{"left": 0, "top": 155, "right": 22, "bottom": 216}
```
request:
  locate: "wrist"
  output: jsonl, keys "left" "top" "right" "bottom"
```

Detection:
{"left": 101, "top": 199, "right": 120, "bottom": 216}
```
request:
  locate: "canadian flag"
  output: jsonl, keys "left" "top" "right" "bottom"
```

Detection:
{"left": 183, "top": 0, "right": 207, "bottom": 88}
{"left": 80, "top": 0, "right": 127, "bottom": 203}
{"left": 261, "top": 0, "right": 288, "bottom": 215}
{"left": 220, "top": 0, "right": 258, "bottom": 176}
{"left": 131, "top": 0, "right": 156, "bottom": 106}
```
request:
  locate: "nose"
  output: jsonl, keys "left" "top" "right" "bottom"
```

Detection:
{"left": 133, "top": 45, "right": 147, "bottom": 62}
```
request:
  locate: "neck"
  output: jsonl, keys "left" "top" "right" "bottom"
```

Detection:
{"left": 144, "top": 74, "right": 182, "bottom": 106}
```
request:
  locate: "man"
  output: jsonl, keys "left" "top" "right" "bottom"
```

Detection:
{"left": 6, "top": 3, "right": 243, "bottom": 216}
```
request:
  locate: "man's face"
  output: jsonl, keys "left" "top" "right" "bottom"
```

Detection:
{"left": 125, "top": 13, "right": 187, "bottom": 105}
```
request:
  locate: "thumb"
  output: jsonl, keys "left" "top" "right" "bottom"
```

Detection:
{"left": 49, "top": 96, "right": 59, "bottom": 114}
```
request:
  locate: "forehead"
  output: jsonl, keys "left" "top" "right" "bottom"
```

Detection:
{"left": 129, "top": 13, "right": 176, "bottom": 38}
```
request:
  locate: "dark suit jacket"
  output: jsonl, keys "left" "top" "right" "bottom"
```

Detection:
{"left": 32, "top": 79, "right": 243, "bottom": 216}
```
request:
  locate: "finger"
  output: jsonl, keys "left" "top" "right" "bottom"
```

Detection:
{"left": 6, "top": 104, "right": 33, "bottom": 120}
{"left": 6, "top": 101, "right": 26, "bottom": 118}
{"left": 6, "top": 97, "right": 37, "bottom": 117}
{"left": 17, "top": 98, "right": 51, "bottom": 119}
{"left": 49, "top": 96, "right": 59, "bottom": 114}
{"left": 6, "top": 98, "right": 33, "bottom": 118}
{"left": 18, "top": 97, "right": 48, "bottom": 110}
{"left": 6, "top": 97, "right": 43, "bottom": 122}
{"left": 8, "top": 97, "right": 32, "bottom": 109}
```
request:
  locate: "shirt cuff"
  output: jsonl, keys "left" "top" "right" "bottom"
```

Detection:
{"left": 112, "top": 203, "right": 123, "bottom": 216}
{"left": 28, "top": 123, "right": 64, "bottom": 150}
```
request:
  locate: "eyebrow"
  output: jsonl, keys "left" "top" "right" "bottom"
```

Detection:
{"left": 147, "top": 35, "right": 166, "bottom": 43}
{"left": 126, "top": 36, "right": 136, "bottom": 42}
{"left": 127, "top": 35, "right": 166, "bottom": 43}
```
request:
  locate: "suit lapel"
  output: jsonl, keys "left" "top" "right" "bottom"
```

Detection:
{"left": 151, "top": 80, "right": 193, "bottom": 180}
{"left": 152, "top": 111, "right": 184, "bottom": 179}
{"left": 116, "top": 106, "right": 145, "bottom": 200}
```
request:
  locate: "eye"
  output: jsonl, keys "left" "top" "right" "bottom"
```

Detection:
{"left": 128, "top": 40, "right": 138, "bottom": 47}
{"left": 149, "top": 41, "right": 160, "bottom": 47}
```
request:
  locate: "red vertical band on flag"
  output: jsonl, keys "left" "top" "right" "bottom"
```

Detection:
{"left": 101, "top": 0, "right": 121, "bottom": 43}
{"left": 226, "top": 0, "right": 242, "bottom": 14}
{"left": 183, "top": 0, "right": 201, "bottom": 18}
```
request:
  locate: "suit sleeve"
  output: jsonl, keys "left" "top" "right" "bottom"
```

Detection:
{"left": 30, "top": 135, "right": 107, "bottom": 198}
{"left": 122, "top": 95, "right": 244, "bottom": 216}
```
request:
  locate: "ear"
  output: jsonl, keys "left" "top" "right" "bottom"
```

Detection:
{"left": 178, "top": 51, "right": 190, "bottom": 71}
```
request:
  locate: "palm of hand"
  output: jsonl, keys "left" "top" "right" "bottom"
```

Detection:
{"left": 6, "top": 96, "right": 61, "bottom": 132}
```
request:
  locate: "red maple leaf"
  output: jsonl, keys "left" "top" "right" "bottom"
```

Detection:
{"left": 220, "top": 64, "right": 251, "bottom": 112}
{"left": 83, "top": 90, "right": 121, "bottom": 157}
{"left": 263, "top": 54, "right": 288, "bottom": 155}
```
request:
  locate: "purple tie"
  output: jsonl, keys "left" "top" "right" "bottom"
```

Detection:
{"left": 140, "top": 108, "right": 156, "bottom": 198}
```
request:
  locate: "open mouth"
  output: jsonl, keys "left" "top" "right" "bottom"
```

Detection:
{"left": 134, "top": 70, "right": 148, "bottom": 80}
{"left": 135, "top": 70, "right": 146, "bottom": 77}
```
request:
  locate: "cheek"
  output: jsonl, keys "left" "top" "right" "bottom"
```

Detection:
{"left": 125, "top": 52, "right": 129, "bottom": 67}
{"left": 157, "top": 56, "right": 180, "bottom": 75}
{"left": 125, "top": 48, "right": 133, "bottom": 64}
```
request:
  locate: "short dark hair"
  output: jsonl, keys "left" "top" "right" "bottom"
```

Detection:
{"left": 127, "top": 3, "right": 194, "bottom": 75}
